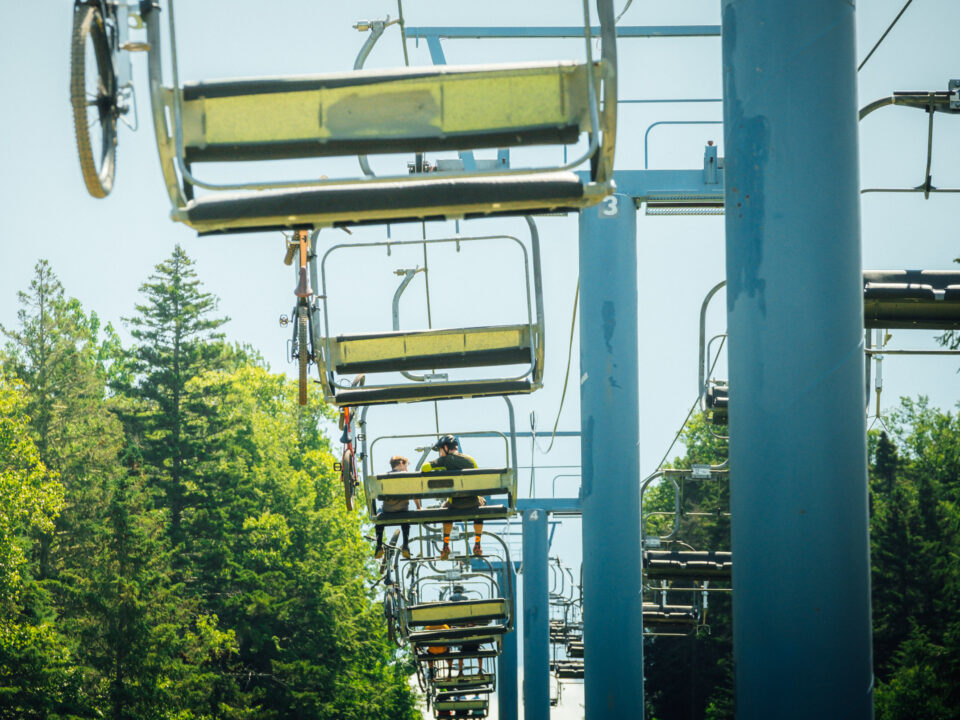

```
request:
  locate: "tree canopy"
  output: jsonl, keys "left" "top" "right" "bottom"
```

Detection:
{"left": 0, "top": 253, "right": 416, "bottom": 720}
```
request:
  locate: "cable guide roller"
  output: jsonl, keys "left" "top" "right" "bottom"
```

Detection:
{"left": 138, "top": 0, "right": 619, "bottom": 234}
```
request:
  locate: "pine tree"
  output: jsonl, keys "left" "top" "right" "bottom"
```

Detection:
{"left": 123, "top": 245, "right": 229, "bottom": 547}
{"left": 1, "top": 260, "right": 124, "bottom": 581}
{"left": 0, "top": 377, "right": 78, "bottom": 718}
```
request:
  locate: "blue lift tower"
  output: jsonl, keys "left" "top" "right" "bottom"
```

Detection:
{"left": 720, "top": 1, "right": 874, "bottom": 718}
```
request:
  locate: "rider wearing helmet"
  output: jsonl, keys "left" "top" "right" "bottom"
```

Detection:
{"left": 422, "top": 435, "right": 486, "bottom": 558}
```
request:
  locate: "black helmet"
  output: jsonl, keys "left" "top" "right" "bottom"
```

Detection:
{"left": 432, "top": 434, "right": 459, "bottom": 451}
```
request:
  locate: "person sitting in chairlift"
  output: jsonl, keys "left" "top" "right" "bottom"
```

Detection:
{"left": 422, "top": 435, "right": 485, "bottom": 559}
{"left": 374, "top": 455, "right": 421, "bottom": 559}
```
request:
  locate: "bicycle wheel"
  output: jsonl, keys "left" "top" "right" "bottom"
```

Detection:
{"left": 70, "top": 4, "right": 117, "bottom": 198}
{"left": 341, "top": 449, "right": 356, "bottom": 511}
{"left": 297, "top": 305, "right": 309, "bottom": 405}
{"left": 383, "top": 590, "right": 398, "bottom": 644}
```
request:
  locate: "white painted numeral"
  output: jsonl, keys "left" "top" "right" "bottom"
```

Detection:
{"left": 601, "top": 195, "right": 619, "bottom": 217}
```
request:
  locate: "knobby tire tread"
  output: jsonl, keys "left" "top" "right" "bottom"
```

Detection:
{"left": 297, "top": 306, "right": 309, "bottom": 405}
{"left": 70, "top": 5, "right": 117, "bottom": 197}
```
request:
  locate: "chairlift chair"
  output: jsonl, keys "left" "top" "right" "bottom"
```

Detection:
{"left": 362, "top": 401, "right": 521, "bottom": 525}
{"left": 701, "top": 272, "right": 960, "bottom": 419}
{"left": 397, "top": 539, "right": 515, "bottom": 640}
{"left": 432, "top": 672, "right": 495, "bottom": 693}
{"left": 315, "top": 226, "right": 544, "bottom": 408}
{"left": 129, "top": 0, "right": 618, "bottom": 234}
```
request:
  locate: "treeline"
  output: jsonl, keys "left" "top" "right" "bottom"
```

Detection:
{"left": 0, "top": 249, "right": 417, "bottom": 719}
{"left": 644, "top": 399, "right": 960, "bottom": 719}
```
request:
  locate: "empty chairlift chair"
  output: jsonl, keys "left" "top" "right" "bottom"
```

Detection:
{"left": 402, "top": 561, "right": 513, "bottom": 679}
{"left": 317, "top": 230, "right": 544, "bottom": 407}
{"left": 139, "top": 1, "right": 618, "bottom": 235}
{"left": 404, "top": 586, "right": 512, "bottom": 651}
{"left": 699, "top": 272, "right": 960, "bottom": 415}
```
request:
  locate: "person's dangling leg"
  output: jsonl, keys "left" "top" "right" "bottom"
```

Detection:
{"left": 374, "top": 524, "right": 385, "bottom": 559}
{"left": 473, "top": 521, "right": 484, "bottom": 556}
{"left": 401, "top": 523, "right": 412, "bottom": 558}
{"left": 441, "top": 521, "right": 452, "bottom": 559}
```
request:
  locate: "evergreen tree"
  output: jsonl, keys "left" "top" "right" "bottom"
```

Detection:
{"left": 123, "top": 245, "right": 228, "bottom": 547}
{"left": 181, "top": 366, "right": 417, "bottom": 719}
{"left": 0, "top": 261, "right": 123, "bottom": 581}
{"left": 870, "top": 399, "right": 960, "bottom": 717}
{"left": 0, "top": 377, "right": 78, "bottom": 718}
{"left": 643, "top": 416, "right": 733, "bottom": 720}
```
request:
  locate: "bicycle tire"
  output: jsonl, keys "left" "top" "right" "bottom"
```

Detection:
{"left": 70, "top": 4, "right": 117, "bottom": 198}
{"left": 383, "top": 590, "right": 398, "bottom": 644}
{"left": 297, "top": 305, "right": 309, "bottom": 405}
{"left": 341, "top": 449, "right": 356, "bottom": 511}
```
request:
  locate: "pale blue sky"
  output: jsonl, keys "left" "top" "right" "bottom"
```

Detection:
{"left": 1, "top": 2, "right": 958, "bottom": 717}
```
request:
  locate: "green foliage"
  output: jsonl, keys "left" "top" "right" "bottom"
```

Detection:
{"left": 644, "top": 415, "right": 732, "bottom": 720}
{"left": 0, "top": 378, "right": 77, "bottom": 717}
{"left": 869, "top": 398, "right": 960, "bottom": 717}
{"left": 935, "top": 255, "right": 959, "bottom": 350}
{"left": 121, "top": 245, "right": 230, "bottom": 544}
{"left": 0, "top": 254, "right": 415, "bottom": 719}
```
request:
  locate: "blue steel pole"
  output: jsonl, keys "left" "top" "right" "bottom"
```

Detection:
{"left": 720, "top": 2, "right": 874, "bottom": 718}
{"left": 521, "top": 508, "right": 549, "bottom": 720}
{"left": 578, "top": 196, "right": 643, "bottom": 718}
{"left": 496, "top": 565, "right": 518, "bottom": 720}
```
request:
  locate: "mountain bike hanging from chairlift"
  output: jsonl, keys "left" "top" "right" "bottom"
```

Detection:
{"left": 70, "top": 0, "right": 144, "bottom": 198}
{"left": 336, "top": 397, "right": 363, "bottom": 512}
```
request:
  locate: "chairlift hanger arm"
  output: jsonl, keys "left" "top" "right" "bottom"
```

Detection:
{"left": 859, "top": 85, "right": 960, "bottom": 121}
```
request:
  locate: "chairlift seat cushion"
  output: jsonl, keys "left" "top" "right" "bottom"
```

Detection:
{"left": 436, "top": 688, "right": 494, "bottom": 702}
{"left": 435, "top": 699, "right": 489, "bottom": 711}
{"left": 173, "top": 172, "right": 592, "bottom": 235}
{"left": 179, "top": 61, "right": 599, "bottom": 162}
{"left": 373, "top": 503, "right": 510, "bottom": 526}
{"left": 863, "top": 271, "right": 960, "bottom": 329}
{"left": 373, "top": 468, "right": 513, "bottom": 502}
{"left": 409, "top": 625, "right": 506, "bottom": 647}
{"left": 642, "top": 602, "right": 698, "bottom": 625}
{"left": 406, "top": 599, "right": 509, "bottom": 626}
{"left": 432, "top": 673, "right": 494, "bottom": 691}
{"left": 330, "top": 325, "right": 533, "bottom": 374}
{"left": 644, "top": 550, "right": 732, "bottom": 579}
{"left": 416, "top": 645, "right": 499, "bottom": 661}
{"left": 552, "top": 659, "right": 585, "bottom": 679}
{"left": 332, "top": 378, "right": 536, "bottom": 407}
